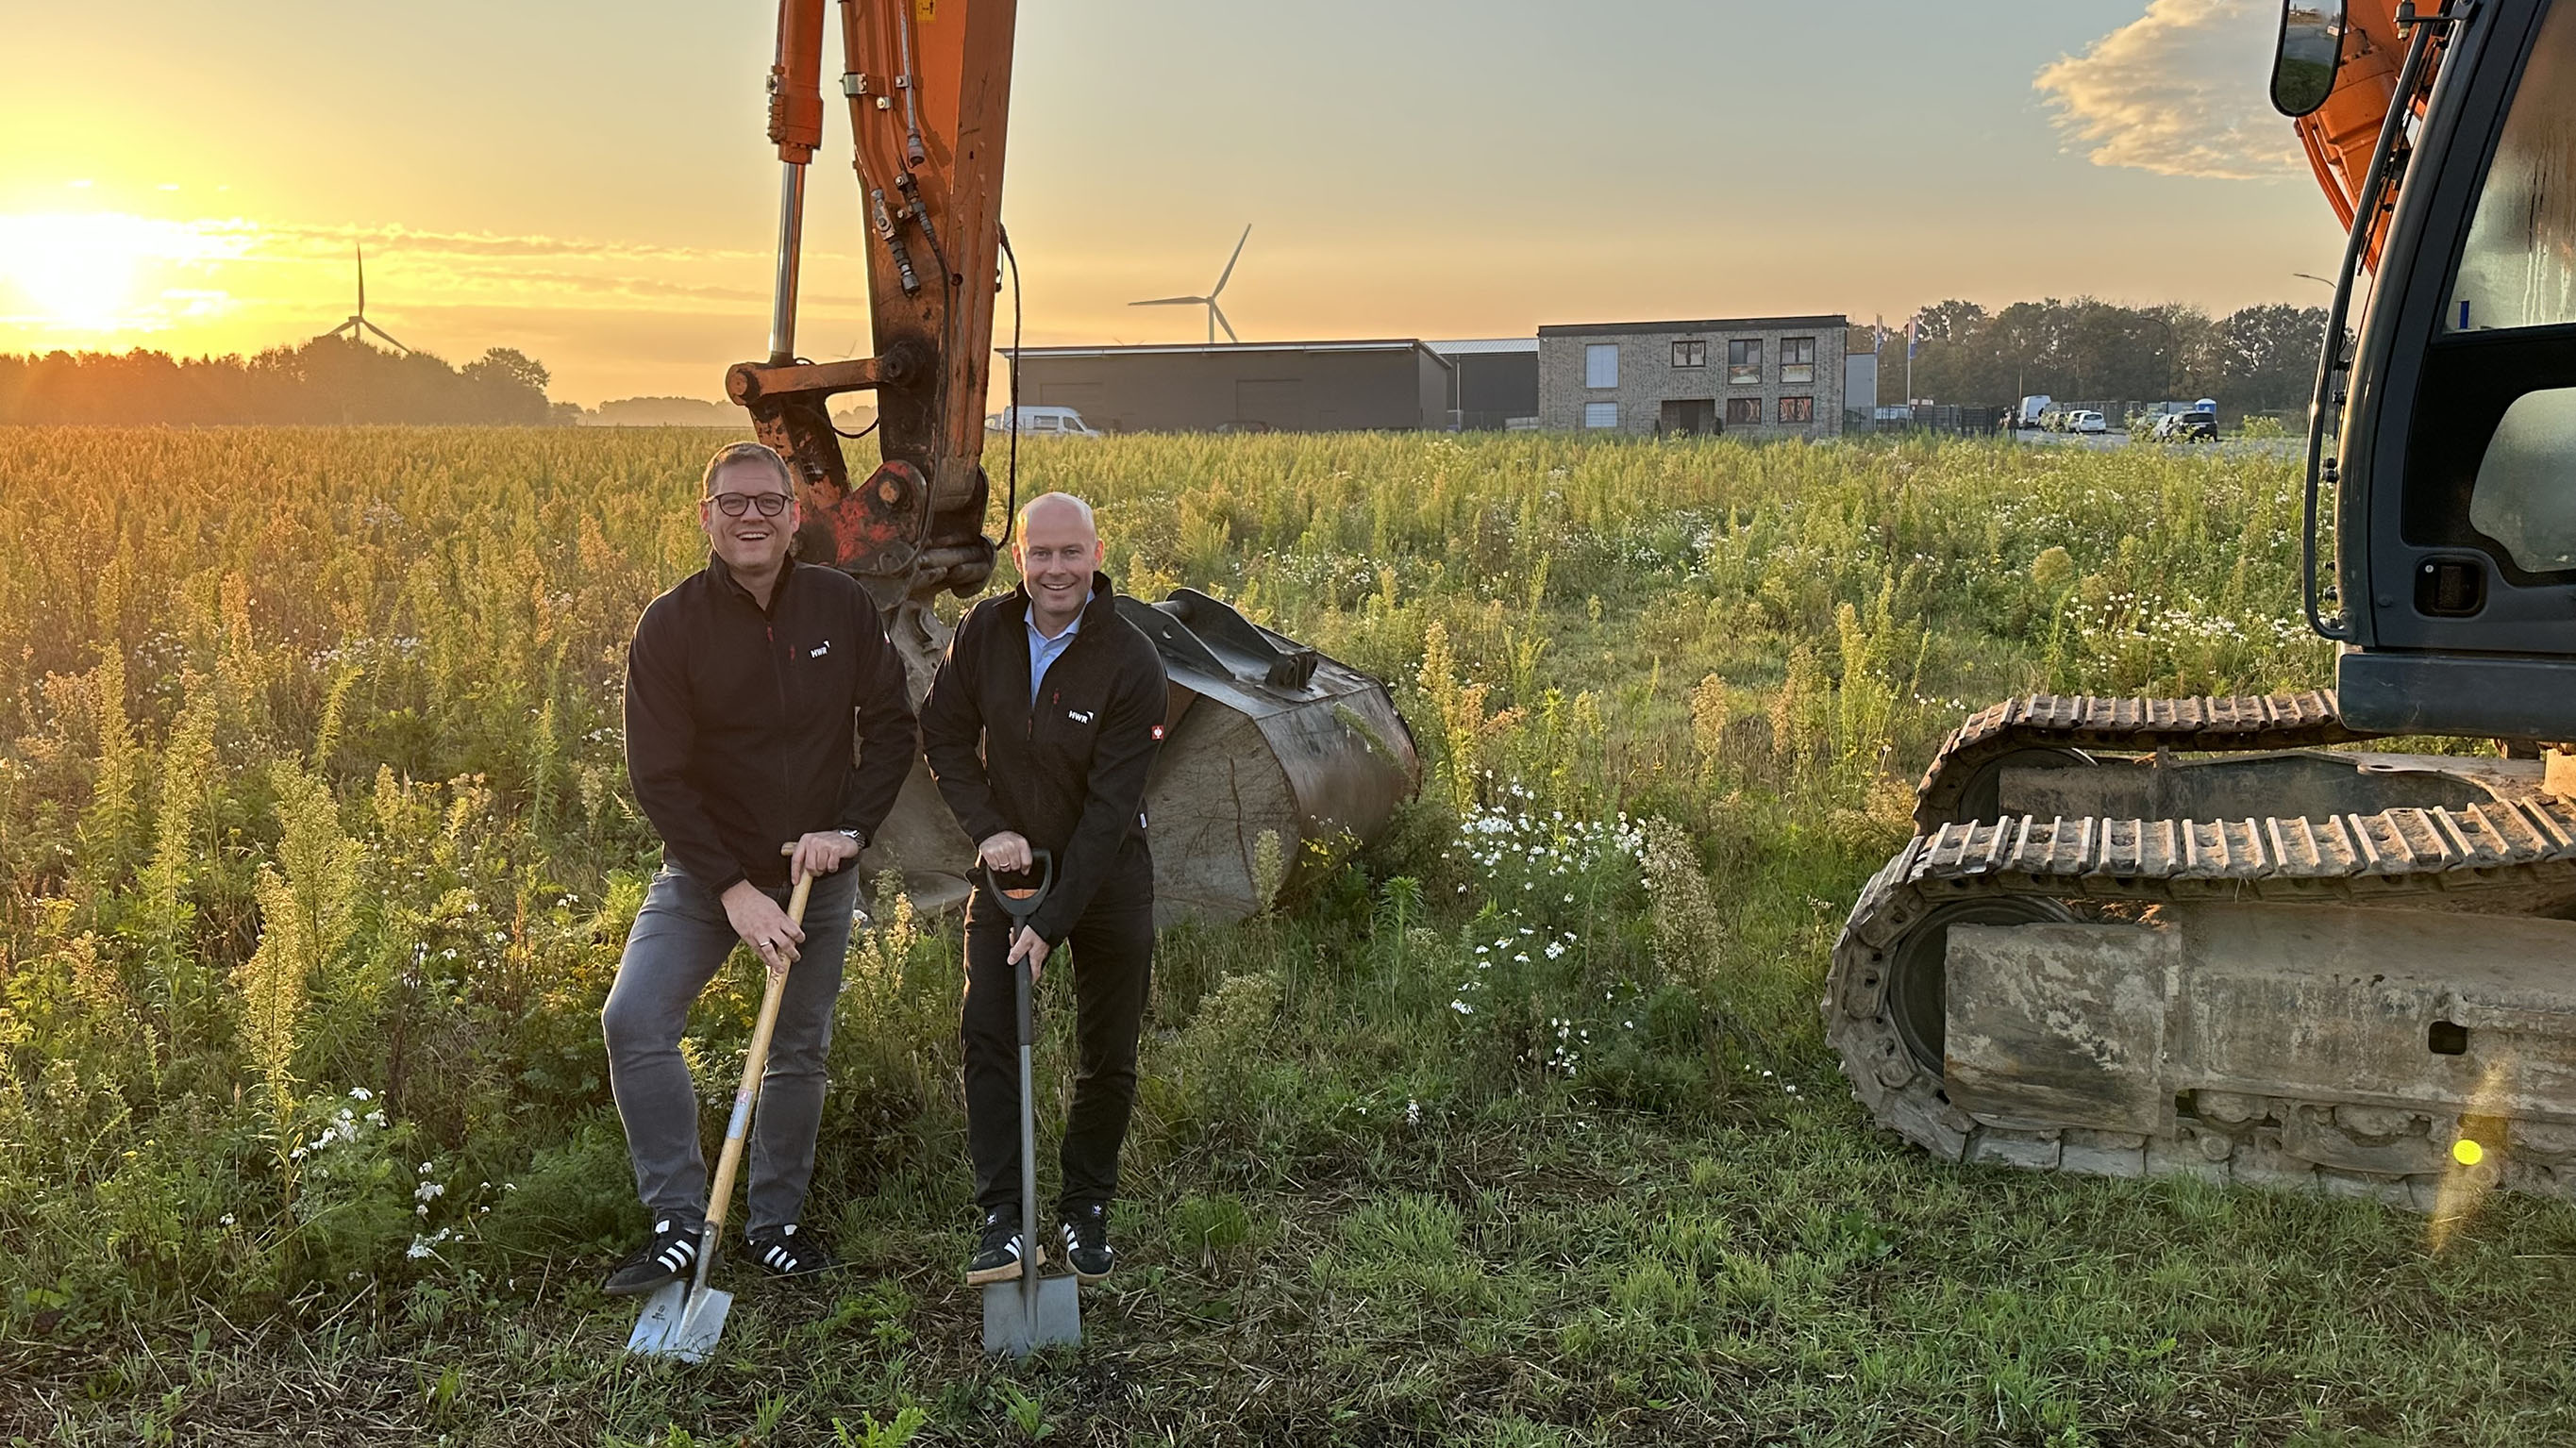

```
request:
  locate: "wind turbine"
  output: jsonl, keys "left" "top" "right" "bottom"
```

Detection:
{"left": 1129, "top": 225, "right": 1250, "bottom": 343}
{"left": 319, "top": 243, "right": 409, "bottom": 353}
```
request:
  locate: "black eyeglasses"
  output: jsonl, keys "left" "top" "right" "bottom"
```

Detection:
{"left": 708, "top": 491, "right": 793, "bottom": 518}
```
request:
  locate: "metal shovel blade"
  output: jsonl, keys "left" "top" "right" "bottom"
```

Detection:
{"left": 626, "top": 1279, "right": 733, "bottom": 1362}
{"left": 980, "top": 1273, "right": 1080, "bottom": 1357}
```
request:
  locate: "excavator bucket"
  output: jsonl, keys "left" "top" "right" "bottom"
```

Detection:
{"left": 855, "top": 590, "right": 1418, "bottom": 927}
{"left": 1121, "top": 591, "right": 1420, "bottom": 924}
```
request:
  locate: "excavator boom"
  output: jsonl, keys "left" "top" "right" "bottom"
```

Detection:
{"left": 731, "top": 0, "right": 1014, "bottom": 618}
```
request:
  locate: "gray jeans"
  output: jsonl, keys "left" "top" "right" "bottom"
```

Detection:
{"left": 601, "top": 865, "right": 862, "bottom": 1237}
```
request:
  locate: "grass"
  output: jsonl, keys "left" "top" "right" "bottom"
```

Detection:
{"left": 1, "top": 426, "right": 2569, "bottom": 1445}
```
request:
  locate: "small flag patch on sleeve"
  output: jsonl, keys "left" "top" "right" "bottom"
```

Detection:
{"left": 1151, "top": 724, "right": 1165, "bottom": 741}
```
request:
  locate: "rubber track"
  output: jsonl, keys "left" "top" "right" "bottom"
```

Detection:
{"left": 1828, "top": 797, "right": 2576, "bottom": 1201}
{"left": 1913, "top": 691, "right": 2377, "bottom": 832}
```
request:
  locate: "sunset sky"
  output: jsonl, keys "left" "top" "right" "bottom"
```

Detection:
{"left": 3, "top": 0, "right": 2346, "bottom": 405}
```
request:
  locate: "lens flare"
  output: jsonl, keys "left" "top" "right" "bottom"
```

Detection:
{"left": 2430, "top": 1060, "right": 2516, "bottom": 1254}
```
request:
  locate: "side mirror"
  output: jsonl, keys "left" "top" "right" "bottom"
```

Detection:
{"left": 2270, "top": 0, "right": 2350, "bottom": 117}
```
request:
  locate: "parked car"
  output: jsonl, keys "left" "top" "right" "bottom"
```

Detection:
{"left": 2150, "top": 404, "right": 2221, "bottom": 442}
{"left": 2069, "top": 410, "right": 2108, "bottom": 434}
{"left": 985, "top": 406, "right": 1103, "bottom": 437}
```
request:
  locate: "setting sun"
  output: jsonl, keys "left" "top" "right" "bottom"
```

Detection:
{"left": 0, "top": 211, "right": 243, "bottom": 337}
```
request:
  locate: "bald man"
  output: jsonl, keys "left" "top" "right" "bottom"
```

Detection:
{"left": 919, "top": 492, "right": 1167, "bottom": 1288}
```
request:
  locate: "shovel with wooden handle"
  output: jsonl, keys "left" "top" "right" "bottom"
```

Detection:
{"left": 977, "top": 849, "right": 1081, "bottom": 1358}
{"left": 627, "top": 863, "right": 814, "bottom": 1362}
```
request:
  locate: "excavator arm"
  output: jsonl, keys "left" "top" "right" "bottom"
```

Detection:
{"left": 728, "top": 0, "right": 1015, "bottom": 624}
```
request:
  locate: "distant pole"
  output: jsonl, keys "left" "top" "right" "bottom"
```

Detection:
{"left": 1904, "top": 316, "right": 1916, "bottom": 407}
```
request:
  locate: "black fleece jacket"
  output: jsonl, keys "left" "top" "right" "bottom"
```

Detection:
{"left": 625, "top": 555, "right": 917, "bottom": 895}
{"left": 920, "top": 574, "right": 1167, "bottom": 943}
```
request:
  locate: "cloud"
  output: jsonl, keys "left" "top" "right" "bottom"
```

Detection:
{"left": 244, "top": 222, "right": 771, "bottom": 267}
{"left": 2035, "top": 0, "right": 2305, "bottom": 180}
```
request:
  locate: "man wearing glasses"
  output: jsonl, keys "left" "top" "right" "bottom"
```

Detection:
{"left": 599, "top": 441, "right": 917, "bottom": 1297}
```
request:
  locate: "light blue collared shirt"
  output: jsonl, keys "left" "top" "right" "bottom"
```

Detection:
{"left": 1028, "top": 599, "right": 1085, "bottom": 704}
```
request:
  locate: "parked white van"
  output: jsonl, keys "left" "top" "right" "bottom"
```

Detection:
{"left": 985, "top": 406, "right": 1103, "bottom": 437}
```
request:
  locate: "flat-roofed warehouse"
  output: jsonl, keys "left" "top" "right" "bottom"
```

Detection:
{"left": 1002, "top": 341, "right": 1455, "bottom": 434}
{"left": 1538, "top": 314, "right": 1851, "bottom": 439}
{"left": 1427, "top": 338, "right": 1539, "bottom": 430}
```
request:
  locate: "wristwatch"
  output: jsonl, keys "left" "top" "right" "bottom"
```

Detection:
{"left": 837, "top": 828, "right": 865, "bottom": 848}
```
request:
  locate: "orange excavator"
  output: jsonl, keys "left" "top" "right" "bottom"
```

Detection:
{"left": 727, "top": 0, "right": 1417, "bottom": 920}
{"left": 1828, "top": 0, "right": 2576, "bottom": 1205}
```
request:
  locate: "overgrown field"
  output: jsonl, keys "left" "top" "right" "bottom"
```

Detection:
{"left": 3, "top": 427, "right": 2569, "bottom": 1447}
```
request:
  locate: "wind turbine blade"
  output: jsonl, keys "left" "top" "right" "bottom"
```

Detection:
{"left": 356, "top": 243, "right": 365, "bottom": 316}
{"left": 1129, "top": 296, "right": 1206, "bottom": 307}
{"left": 1210, "top": 225, "right": 1250, "bottom": 297}
{"left": 363, "top": 319, "right": 408, "bottom": 352}
{"left": 1211, "top": 301, "right": 1237, "bottom": 344}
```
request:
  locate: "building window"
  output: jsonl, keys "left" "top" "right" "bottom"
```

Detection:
{"left": 1725, "top": 397, "right": 1762, "bottom": 426}
{"left": 1779, "top": 395, "right": 1815, "bottom": 424}
{"left": 1727, "top": 339, "right": 1762, "bottom": 386}
{"left": 1583, "top": 401, "right": 1619, "bottom": 429}
{"left": 1584, "top": 343, "right": 1618, "bottom": 390}
{"left": 1671, "top": 340, "right": 1707, "bottom": 369}
{"left": 1781, "top": 337, "right": 1815, "bottom": 385}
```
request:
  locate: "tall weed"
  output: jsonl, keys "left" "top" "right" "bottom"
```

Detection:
{"left": 0, "top": 427, "right": 2330, "bottom": 1336}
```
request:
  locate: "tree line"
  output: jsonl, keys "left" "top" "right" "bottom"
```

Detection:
{"left": 1892, "top": 298, "right": 2331, "bottom": 417}
{"left": 0, "top": 339, "right": 560, "bottom": 425}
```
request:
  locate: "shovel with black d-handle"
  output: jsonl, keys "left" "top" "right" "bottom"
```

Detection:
{"left": 978, "top": 848, "right": 1082, "bottom": 1358}
{"left": 627, "top": 859, "right": 814, "bottom": 1363}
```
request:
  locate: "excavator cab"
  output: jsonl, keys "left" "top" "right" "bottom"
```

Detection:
{"left": 2286, "top": 0, "right": 2576, "bottom": 736}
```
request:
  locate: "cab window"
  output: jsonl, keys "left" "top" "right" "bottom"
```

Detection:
{"left": 2450, "top": 2, "right": 2576, "bottom": 334}
{"left": 2456, "top": 3, "right": 2576, "bottom": 575}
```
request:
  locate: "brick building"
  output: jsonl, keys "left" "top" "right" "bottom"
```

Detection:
{"left": 1537, "top": 314, "right": 1851, "bottom": 439}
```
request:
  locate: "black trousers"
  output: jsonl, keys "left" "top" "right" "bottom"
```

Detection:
{"left": 961, "top": 849, "right": 1154, "bottom": 1215}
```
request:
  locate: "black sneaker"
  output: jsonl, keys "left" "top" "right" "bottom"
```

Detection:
{"left": 745, "top": 1223, "right": 837, "bottom": 1278}
{"left": 1058, "top": 1202, "right": 1114, "bottom": 1284}
{"left": 602, "top": 1218, "right": 700, "bottom": 1296}
{"left": 965, "top": 1208, "right": 1024, "bottom": 1286}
